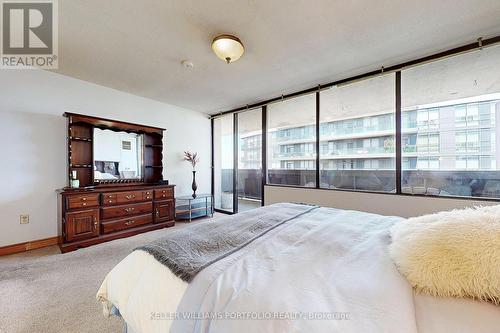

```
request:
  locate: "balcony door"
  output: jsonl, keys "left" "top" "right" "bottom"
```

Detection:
{"left": 213, "top": 115, "right": 234, "bottom": 213}
{"left": 213, "top": 109, "right": 263, "bottom": 214}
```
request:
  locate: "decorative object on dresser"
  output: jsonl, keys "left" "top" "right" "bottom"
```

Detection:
{"left": 58, "top": 113, "right": 175, "bottom": 253}
{"left": 70, "top": 170, "right": 80, "bottom": 188}
{"left": 183, "top": 151, "right": 199, "bottom": 198}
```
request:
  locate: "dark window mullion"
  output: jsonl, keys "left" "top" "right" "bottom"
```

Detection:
{"left": 211, "top": 118, "right": 215, "bottom": 199}
{"left": 261, "top": 106, "right": 267, "bottom": 206}
{"left": 233, "top": 113, "right": 239, "bottom": 213}
{"left": 395, "top": 71, "right": 402, "bottom": 194}
{"left": 315, "top": 91, "right": 320, "bottom": 188}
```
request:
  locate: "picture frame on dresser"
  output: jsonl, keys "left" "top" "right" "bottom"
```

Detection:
{"left": 57, "top": 113, "right": 176, "bottom": 253}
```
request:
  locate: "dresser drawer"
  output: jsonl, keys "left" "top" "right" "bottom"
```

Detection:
{"left": 155, "top": 187, "right": 174, "bottom": 200}
{"left": 116, "top": 190, "right": 149, "bottom": 204}
{"left": 102, "top": 190, "right": 149, "bottom": 205}
{"left": 67, "top": 194, "right": 100, "bottom": 210}
{"left": 101, "top": 193, "right": 117, "bottom": 206}
{"left": 101, "top": 214, "right": 152, "bottom": 234}
{"left": 101, "top": 202, "right": 153, "bottom": 220}
{"left": 143, "top": 190, "right": 153, "bottom": 201}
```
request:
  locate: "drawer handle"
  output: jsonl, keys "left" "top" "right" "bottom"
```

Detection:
{"left": 108, "top": 200, "right": 113, "bottom": 203}
{"left": 156, "top": 209, "right": 159, "bottom": 217}
{"left": 124, "top": 207, "right": 135, "bottom": 213}
{"left": 81, "top": 197, "right": 87, "bottom": 201}
{"left": 82, "top": 202, "right": 87, "bottom": 206}
{"left": 125, "top": 220, "right": 135, "bottom": 226}
{"left": 107, "top": 195, "right": 113, "bottom": 198}
{"left": 125, "top": 194, "right": 136, "bottom": 200}
{"left": 146, "top": 192, "right": 151, "bottom": 195}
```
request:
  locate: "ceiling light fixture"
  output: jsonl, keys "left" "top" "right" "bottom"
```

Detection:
{"left": 211, "top": 34, "right": 244, "bottom": 64}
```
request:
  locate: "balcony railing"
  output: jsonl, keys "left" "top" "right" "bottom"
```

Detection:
{"left": 321, "top": 147, "right": 394, "bottom": 156}
{"left": 320, "top": 124, "right": 394, "bottom": 136}
{"left": 219, "top": 169, "right": 500, "bottom": 199}
{"left": 272, "top": 169, "right": 500, "bottom": 198}
{"left": 274, "top": 145, "right": 439, "bottom": 157}
{"left": 274, "top": 151, "right": 316, "bottom": 158}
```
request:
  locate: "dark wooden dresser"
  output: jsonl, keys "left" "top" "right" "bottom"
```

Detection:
{"left": 59, "top": 184, "right": 175, "bottom": 252}
{"left": 58, "top": 113, "right": 176, "bottom": 253}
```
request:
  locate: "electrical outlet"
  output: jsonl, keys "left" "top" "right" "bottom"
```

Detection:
{"left": 20, "top": 214, "right": 30, "bottom": 224}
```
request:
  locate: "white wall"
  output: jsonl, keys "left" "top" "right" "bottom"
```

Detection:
{"left": 0, "top": 69, "right": 211, "bottom": 247}
{"left": 264, "top": 185, "right": 498, "bottom": 218}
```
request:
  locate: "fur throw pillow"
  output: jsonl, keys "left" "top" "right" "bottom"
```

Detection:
{"left": 389, "top": 205, "right": 500, "bottom": 304}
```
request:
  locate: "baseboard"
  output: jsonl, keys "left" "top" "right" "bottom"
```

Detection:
{"left": 0, "top": 236, "right": 60, "bottom": 256}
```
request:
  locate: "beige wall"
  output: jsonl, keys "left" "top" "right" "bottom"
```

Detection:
{"left": 264, "top": 185, "right": 498, "bottom": 218}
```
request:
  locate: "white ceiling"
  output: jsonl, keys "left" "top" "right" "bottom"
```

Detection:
{"left": 55, "top": 0, "right": 500, "bottom": 114}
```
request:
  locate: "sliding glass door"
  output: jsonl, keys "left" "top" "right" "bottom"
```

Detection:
{"left": 213, "top": 109, "right": 263, "bottom": 213}
{"left": 213, "top": 115, "right": 234, "bottom": 213}
{"left": 237, "top": 109, "right": 262, "bottom": 211}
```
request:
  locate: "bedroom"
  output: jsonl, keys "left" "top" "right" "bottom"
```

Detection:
{"left": 0, "top": 1, "right": 499, "bottom": 332}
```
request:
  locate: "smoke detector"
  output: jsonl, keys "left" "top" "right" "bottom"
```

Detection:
{"left": 181, "top": 60, "right": 194, "bottom": 69}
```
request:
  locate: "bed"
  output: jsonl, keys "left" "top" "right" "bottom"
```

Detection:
{"left": 97, "top": 203, "right": 500, "bottom": 333}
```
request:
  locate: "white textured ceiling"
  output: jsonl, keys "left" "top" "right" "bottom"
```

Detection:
{"left": 55, "top": 0, "right": 500, "bottom": 114}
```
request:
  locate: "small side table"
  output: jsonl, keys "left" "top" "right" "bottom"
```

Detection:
{"left": 175, "top": 194, "right": 214, "bottom": 221}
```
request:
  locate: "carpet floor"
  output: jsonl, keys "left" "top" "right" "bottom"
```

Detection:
{"left": 0, "top": 218, "right": 211, "bottom": 333}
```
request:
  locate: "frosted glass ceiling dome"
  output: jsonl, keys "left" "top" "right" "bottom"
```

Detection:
{"left": 211, "top": 35, "right": 244, "bottom": 64}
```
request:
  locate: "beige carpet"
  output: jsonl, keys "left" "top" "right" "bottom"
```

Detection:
{"left": 0, "top": 218, "right": 211, "bottom": 333}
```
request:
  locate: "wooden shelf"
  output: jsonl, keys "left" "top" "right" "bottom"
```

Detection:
{"left": 69, "top": 137, "right": 92, "bottom": 142}
{"left": 65, "top": 113, "right": 165, "bottom": 187}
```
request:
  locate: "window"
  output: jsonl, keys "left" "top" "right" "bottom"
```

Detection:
{"left": 213, "top": 115, "right": 234, "bottom": 212}
{"left": 402, "top": 44, "right": 500, "bottom": 198}
{"left": 237, "top": 109, "right": 263, "bottom": 211}
{"left": 267, "top": 94, "right": 316, "bottom": 187}
{"left": 319, "top": 73, "right": 395, "bottom": 192}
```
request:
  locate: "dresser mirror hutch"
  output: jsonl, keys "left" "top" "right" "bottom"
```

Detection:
{"left": 58, "top": 113, "right": 175, "bottom": 253}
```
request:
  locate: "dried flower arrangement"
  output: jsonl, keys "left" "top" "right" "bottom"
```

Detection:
{"left": 184, "top": 151, "right": 200, "bottom": 170}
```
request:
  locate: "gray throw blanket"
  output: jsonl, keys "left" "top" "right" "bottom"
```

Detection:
{"left": 135, "top": 203, "right": 317, "bottom": 282}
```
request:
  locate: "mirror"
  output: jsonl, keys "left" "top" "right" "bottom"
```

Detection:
{"left": 93, "top": 128, "right": 143, "bottom": 181}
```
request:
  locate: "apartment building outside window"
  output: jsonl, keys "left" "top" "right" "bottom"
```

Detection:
{"left": 267, "top": 93, "right": 316, "bottom": 187}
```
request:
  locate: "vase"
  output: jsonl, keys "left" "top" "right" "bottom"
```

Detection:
{"left": 191, "top": 170, "right": 197, "bottom": 198}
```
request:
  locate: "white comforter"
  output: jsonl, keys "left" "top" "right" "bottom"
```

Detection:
{"left": 97, "top": 206, "right": 500, "bottom": 333}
